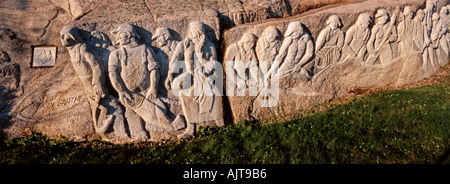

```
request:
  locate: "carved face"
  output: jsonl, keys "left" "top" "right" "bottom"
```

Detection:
{"left": 242, "top": 40, "right": 255, "bottom": 52}
{"left": 326, "top": 15, "right": 341, "bottom": 30}
{"left": 416, "top": 11, "right": 425, "bottom": 21}
{"left": 329, "top": 21, "right": 339, "bottom": 30}
{"left": 377, "top": 15, "right": 388, "bottom": 25}
{"left": 60, "top": 33, "right": 76, "bottom": 47}
{"left": 266, "top": 31, "right": 277, "bottom": 42}
{"left": 187, "top": 22, "right": 205, "bottom": 42}
{"left": 116, "top": 31, "right": 132, "bottom": 46}
{"left": 285, "top": 22, "right": 303, "bottom": 39}
{"left": 291, "top": 30, "right": 302, "bottom": 39}
{"left": 404, "top": 7, "right": 414, "bottom": 19}
{"left": 155, "top": 34, "right": 169, "bottom": 47}
{"left": 358, "top": 15, "right": 371, "bottom": 28}
{"left": 440, "top": 7, "right": 449, "bottom": 16}
{"left": 89, "top": 31, "right": 110, "bottom": 49}
{"left": 188, "top": 28, "right": 201, "bottom": 41}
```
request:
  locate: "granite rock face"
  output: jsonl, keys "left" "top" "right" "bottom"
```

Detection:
{"left": 223, "top": 0, "right": 450, "bottom": 122}
{"left": 0, "top": 0, "right": 448, "bottom": 143}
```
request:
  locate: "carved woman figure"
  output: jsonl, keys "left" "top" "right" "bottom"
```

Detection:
{"left": 397, "top": 6, "right": 417, "bottom": 56}
{"left": 88, "top": 31, "right": 114, "bottom": 70}
{"left": 438, "top": 7, "right": 449, "bottom": 64}
{"left": 431, "top": 12, "right": 448, "bottom": 66}
{"left": 152, "top": 27, "right": 180, "bottom": 96}
{"left": 414, "top": 9, "right": 432, "bottom": 71}
{"left": 224, "top": 32, "right": 258, "bottom": 96}
{"left": 255, "top": 26, "right": 281, "bottom": 64}
{"left": 255, "top": 26, "right": 281, "bottom": 90}
{"left": 313, "top": 15, "right": 345, "bottom": 74}
{"left": 166, "top": 21, "right": 224, "bottom": 138}
{"left": 447, "top": 5, "right": 450, "bottom": 49}
{"left": 267, "top": 21, "right": 314, "bottom": 81}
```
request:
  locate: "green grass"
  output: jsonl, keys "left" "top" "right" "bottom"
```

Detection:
{"left": 1, "top": 81, "right": 449, "bottom": 164}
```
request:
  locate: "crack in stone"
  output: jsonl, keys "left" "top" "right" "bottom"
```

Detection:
{"left": 143, "top": 0, "right": 157, "bottom": 25}
{"left": 37, "top": 2, "right": 60, "bottom": 41}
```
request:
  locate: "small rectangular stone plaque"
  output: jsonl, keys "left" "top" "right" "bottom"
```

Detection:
{"left": 32, "top": 46, "right": 57, "bottom": 67}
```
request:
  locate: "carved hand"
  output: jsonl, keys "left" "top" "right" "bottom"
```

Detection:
{"left": 146, "top": 89, "right": 157, "bottom": 101}
{"left": 93, "top": 84, "right": 106, "bottom": 98}
{"left": 165, "top": 76, "right": 173, "bottom": 90}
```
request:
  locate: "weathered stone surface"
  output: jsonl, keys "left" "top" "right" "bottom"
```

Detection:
{"left": 0, "top": 0, "right": 448, "bottom": 143}
{"left": 223, "top": 0, "right": 449, "bottom": 122}
{"left": 0, "top": 0, "right": 224, "bottom": 143}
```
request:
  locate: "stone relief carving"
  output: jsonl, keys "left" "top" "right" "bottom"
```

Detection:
{"left": 255, "top": 26, "right": 282, "bottom": 64}
{"left": 341, "top": 13, "right": 372, "bottom": 63}
{"left": 398, "top": 6, "right": 417, "bottom": 56}
{"left": 48, "top": 0, "right": 450, "bottom": 143}
{"left": 414, "top": 9, "right": 430, "bottom": 71}
{"left": 108, "top": 23, "right": 186, "bottom": 140}
{"left": 60, "top": 26, "right": 128, "bottom": 141}
{"left": 32, "top": 46, "right": 57, "bottom": 67}
{"left": 0, "top": 51, "right": 20, "bottom": 91}
{"left": 167, "top": 21, "right": 224, "bottom": 139}
{"left": 152, "top": 27, "right": 180, "bottom": 99}
{"left": 255, "top": 26, "right": 281, "bottom": 89}
{"left": 446, "top": 5, "right": 450, "bottom": 48}
{"left": 15, "top": 90, "right": 47, "bottom": 121}
{"left": 423, "top": 0, "right": 437, "bottom": 71}
{"left": 267, "top": 21, "right": 314, "bottom": 81}
{"left": 224, "top": 32, "right": 259, "bottom": 96}
{"left": 439, "top": 6, "right": 449, "bottom": 61}
{"left": 366, "top": 8, "right": 399, "bottom": 65}
{"left": 313, "top": 15, "right": 345, "bottom": 74}
{"left": 88, "top": 31, "right": 114, "bottom": 69}
{"left": 431, "top": 11, "right": 448, "bottom": 66}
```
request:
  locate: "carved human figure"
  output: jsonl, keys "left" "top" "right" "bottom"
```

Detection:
{"left": 266, "top": 21, "right": 314, "bottom": 81}
{"left": 60, "top": 26, "right": 128, "bottom": 139}
{"left": 224, "top": 32, "right": 258, "bottom": 96}
{"left": 167, "top": 21, "right": 224, "bottom": 138}
{"left": 313, "top": 15, "right": 344, "bottom": 74}
{"left": 366, "top": 8, "right": 398, "bottom": 65}
{"left": 108, "top": 24, "right": 186, "bottom": 140}
{"left": 422, "top": 0, "right": 437, "bottom": 70}
{"left": 447, "top": 5, "right": 450, "bottom": 48}
{"left": 60, "top": 27, "right": 106, "bottom": 120}
{"left": 431, "top": 12, "right": 448, "bottom": 66}
{"left": 443, "top": 5, "right": 450, "bottom": 49}
{"left": 438, "top": 7, "right": 449, "bottom": 63}
{"left": 414, "top": 9, "right": 432, "bottom": 71}
{"left": 424, "top": 0, "right": 437, "bottom": 34}
{"left": 255, "top": 26, "right": 281, "bottom": 90}
{"left": 397, "top": 6, "right": 417, "bottom": 56}
{"left": 152, "top": 27, "right": 180, "bottom": 98}
{"left": 88, "top": 31, "right": 114, "bottom": 69}
{"left": 341, "top": 13, "right": 372, "bottom": 62}
{"left": 255, "top": 26, "right": 281, "bottom": 64}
